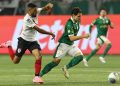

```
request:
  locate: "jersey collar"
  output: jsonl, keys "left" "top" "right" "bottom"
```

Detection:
{"left": 99, "top": 16, "right": 107, "bottom": 20}
{"left": 71, "top": 17, "right": 78, "bottom": 24}
{"left": 71, "top": 17, "right": 75, "bottom": 23}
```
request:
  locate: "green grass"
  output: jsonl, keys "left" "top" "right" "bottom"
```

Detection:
{"left": 0, "top": 54, "right": 120, "bottom": 86}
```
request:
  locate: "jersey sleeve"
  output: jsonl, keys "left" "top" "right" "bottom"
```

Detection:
{"left": 90, "top": 19, "right": 97, "bottom": 26}
{"left": 37, "top": 8, "right": 42, "bottom": 14}
{"left": 25, "top": 18, "right": 36, "bottom": 28}
{"left": 108, "top": 19, "right": 112, "bottom": 25}
{"left": 66, "top": 21, "right": 74, "bottom": 36}
{"left": 89, "top": 19, "right": 97, "bottom": 33}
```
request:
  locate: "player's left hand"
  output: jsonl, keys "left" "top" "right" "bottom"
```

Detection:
{"left": 45, "top": 3, "right": 53, "bottom": 15}
{"left": 51, "top": 33, "right": 55, "bottom": 40}
{"left": 46, "top": 3, "right": 53, "bottom": 9}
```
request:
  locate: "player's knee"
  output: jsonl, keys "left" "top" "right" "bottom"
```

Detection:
{"left": 97, "top": 45, "right": 101, "bottom": 49}
{"left": 36, "top": 56, "right": 42, "bottom": 60}
{"left": 107, "top": 43, "right": 112, "bottom": 48}
{"left": 97, "top": 43, "right": 102, "bottom": 48}
{"left": 54, "top": 58, "right": 61, "bottom": 64}
{"left": 33, "top": 54, "right": 42, "bottom": 60}
{"left": 96, "top": 45, "right": 101, "bottom": 50}
{"left": 95, "top": 48, "right": 99, "bottom": 51}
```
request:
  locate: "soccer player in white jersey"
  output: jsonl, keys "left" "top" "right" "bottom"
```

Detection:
{"left": 0, "top": 3, "right": 55, "bottom": 84}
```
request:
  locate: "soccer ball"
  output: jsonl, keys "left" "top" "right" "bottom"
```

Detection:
{"left": 108, "top": 72, "right": 119, "bottom": 84}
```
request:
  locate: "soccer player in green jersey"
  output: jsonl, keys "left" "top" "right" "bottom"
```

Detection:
{"left": 40, "top": 7, "right": 89, "bottom": 79}
{"left": 83, "top": 9, "right": 114, "bottom": 67}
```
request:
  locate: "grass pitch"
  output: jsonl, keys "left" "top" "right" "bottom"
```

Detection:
{"left": 0, "top": 54, "right": 120, "bottom": 86}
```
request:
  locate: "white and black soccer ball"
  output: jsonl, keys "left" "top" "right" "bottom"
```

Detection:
{"left": 108, "top": 72, "right": 119, "bottom": 84}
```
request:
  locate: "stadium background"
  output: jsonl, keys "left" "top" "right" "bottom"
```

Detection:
{"left": 0, "top": 0, "right": 120, "bottom": 55}
{"left": 0, "top": 0, "right": 120, "bottom": 86}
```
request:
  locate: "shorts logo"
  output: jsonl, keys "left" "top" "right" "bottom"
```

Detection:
{"left": 18, "top": 48, "right": 21, "bottom": 53}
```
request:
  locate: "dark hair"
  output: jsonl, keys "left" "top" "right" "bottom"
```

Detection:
{"left": 71, "top": 7, "right": 82, "bottom": 15}
{"left": 99, "top": 8, "right": 108, "bottom": 14}
{"left": 27, "top": 3, "right": 37, "bottom": 8}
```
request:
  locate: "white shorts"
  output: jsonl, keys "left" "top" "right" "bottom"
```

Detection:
{"left": 53, "top": 43, "right": 83, "bottom": 59}
{"left": 97, "top": 36, "right": 110, "bottom": 46}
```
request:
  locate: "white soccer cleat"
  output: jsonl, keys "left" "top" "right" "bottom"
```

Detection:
{"left": 0, "top": 41, "right": 12, "bottom": 48}
{"left": 99, "top": 57, "right": 106, "bottom": 63}
{"left": 62, "top": 65, "right": 69, "bottom": 79}
{"left": 83, "top": 59, "right": 89, "bottom": 67}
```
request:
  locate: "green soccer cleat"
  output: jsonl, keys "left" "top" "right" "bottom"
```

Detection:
{"left": 62, "top": 65, "right": 70, "bottom": 79}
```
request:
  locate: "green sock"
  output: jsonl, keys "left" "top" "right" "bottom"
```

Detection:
{"left": 40, "top": 61, "right": 58, "bottom": 77}
{"left": 66, "top": 55, "right": 83, "bottom": 69}
{"left": 101, "top": 44, "right": 112, "bottom": 58}
{"left": 86, "top": 49, "right": 98, "bottom": 61}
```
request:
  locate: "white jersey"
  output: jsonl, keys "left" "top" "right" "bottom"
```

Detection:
{"left": 20, "top": 8, "right": 42, "bottom": 41}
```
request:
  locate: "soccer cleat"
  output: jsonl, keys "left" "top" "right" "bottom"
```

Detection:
{"left": 62, "top": 65, "right": 69, "bottom": 79}
{"left": 33, "top": 76, "right": 44, "bottom": 84}
{"left": 83, "top": 59, "right": 89, "bottom": 67}
{"left": 0, "top": 41, "right": 12, "bottom": 48}
{"left": 0, "top": 44, "right": 3, "bottom": 48}
{"left": 99, "top": 57, "right": 106, "bottom": 63}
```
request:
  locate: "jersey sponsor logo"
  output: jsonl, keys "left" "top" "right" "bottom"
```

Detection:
{"left": 27, "top": 19, "right": 33, "bottom": 24}
{"left": 106, "top": 20, "right": 109, "bottom": 23}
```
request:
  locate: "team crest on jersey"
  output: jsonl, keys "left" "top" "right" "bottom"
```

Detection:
{"left": 68, "top": 30, "right": 70, "bottom": 33}
{"left": 17, "top": 48, "right": 21, "bottom": 53}
{"left": 106, "top": 20, "right": 109, "bottom": 23}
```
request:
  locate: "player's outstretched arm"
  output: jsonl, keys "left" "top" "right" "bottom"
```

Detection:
{"left": 33, "top": 25, "right": 55, "bottom": 39}
{"left": 42, "top": 3, "right": 53, "bottom": 10}
{"left": 89, "top": 25, "right": 94, "bottom": 33}
{"left": 89, "top": 19, "right": 97, "bottom": 33}
{"left": 69, "top": 34, "right": 89, "bottom": 41}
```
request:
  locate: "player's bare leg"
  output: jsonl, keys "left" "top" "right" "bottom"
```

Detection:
{"left": 1, "top": 41, "right": 14, "bottom": 60}
{"left": 40, "top": 57, "right": 60, "bottom": 77}
{"left": 32, "top": 49, "right": 43, "bottom": 84}
{"left": 0, "top": 41, "right": 23, "bottom": 64}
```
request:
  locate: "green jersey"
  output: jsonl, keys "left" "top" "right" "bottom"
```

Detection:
{"left": 90, "top": 16, "right": 112, "bottom": 37}
{"left": 59, "top": 18, "right": 80, "bottom": 45}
